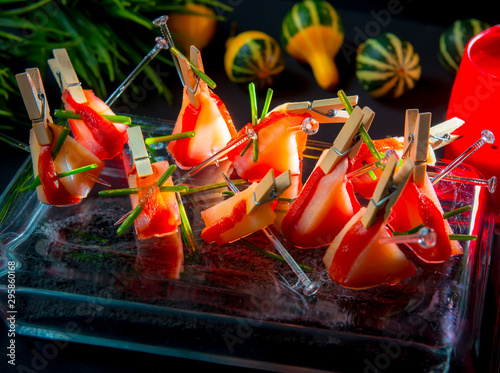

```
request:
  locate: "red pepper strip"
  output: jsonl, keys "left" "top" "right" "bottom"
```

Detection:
{"left": 62, "top": 90, "right": 127, "bottom": 160}
{"left": 168, "top": 100, "right": 201, "bottom": 168}
{"left": 390, "top": 182, "right": 452, "bottom": 263}
{"left": 201, "top": 199, "right": 247, "bottom": 245}
{"left": 329, "top": 216, "right": 384, "bottom": 284}
{"left": 38, "top": 139, "right": 80, "bottom": 206}
{"left": 329, "top": 214, "right": 416, "bottom": 289}
{"left": 133, "top": 165, "right": 179, "bottom": 239}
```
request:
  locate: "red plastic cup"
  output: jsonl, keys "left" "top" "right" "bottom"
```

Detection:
{"left": 445, "top": 25, "right": 500, "bottom": 209}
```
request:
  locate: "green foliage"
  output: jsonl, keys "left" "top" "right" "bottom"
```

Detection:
{"left": 0, "top": 0, "right": 231, "bottom": 127}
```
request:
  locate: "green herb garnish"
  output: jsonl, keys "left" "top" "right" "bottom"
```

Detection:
{"left": 145, "top": 131, "right": 195, "bottom": 145}
{"left": 20, "top": 163, "right": 99, "bottom": 192}
{"left": 54, "top": 109, "right": 132, "bottom": 124}
{"left": 241, "top": 239, "right": 312, "bottom": 271}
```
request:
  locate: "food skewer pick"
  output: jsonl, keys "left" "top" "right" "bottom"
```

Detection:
{"left": 173, "top": 126, "right": 258, "bottom": 186}
{"left": 379, "top": 226, "right": 437, "bottom": 249}
{"left": 431, "top": 129, "right": 495, "bottom": 185}
{"left": 427, "top": 173, "right": 497, "bottom": 193}
{"left": 105, "top": 17, "right": 171, "bottom": 107}
{"left": 221, "top": 172, "right": 320, "bottom": 296}
{"left": 345, "top": 149, "right": 396, "bottom": 180}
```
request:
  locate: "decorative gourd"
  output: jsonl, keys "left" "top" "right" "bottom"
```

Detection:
{"left": 281, "top": 0, "right": 344, "bottom": 91}
{"left": 355, "top": 33, "right": 421, "bottom": 99}
{"left": 224, "top": 30, "right": 285, "bottom": 89}
{"left": 167, "top": 3, "right": 218, "bottom": 54}
{"left": 438, "top": 18, "right": 491, "bottom": 74}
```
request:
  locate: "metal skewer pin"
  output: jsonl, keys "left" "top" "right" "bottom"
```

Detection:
{"left": 432, "top": 129, "right": 495, "bottom": 185}
{"left": 221, "top": 172, "right": 320, "bottom": 296}
{"left": 379, "top": 227, "right": 437, "bottom": 249}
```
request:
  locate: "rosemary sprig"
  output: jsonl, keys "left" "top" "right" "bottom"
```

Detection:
{"left": 176, "top": 192, "right": 198, "bottom": 253}
{"left": 180, "top": 178, "right": 247, "bottom": 195}
{"left": 260, "top": 88, "right": 273, "bottom": 122}
{"left": 54, "top": 109, "right": 132, "bottom": 124}
{"left": 170, "top": 46, "right": 217, "bottom": 89}
{"left": 51, "top": 123, "right": 71, "bottom": 159}
{"left": 99, "top": 185, "right": 188, "bottom": 197}
{"left": 20, "top": 163, "right": 99, "bottom": 192}
{"left": 337, "top": 90, "right": 380, "bottom": 161}
{"left": 145, "top": 131, "right": 195, "bottom": 145}
{"left": 249, "top": 82, "right": 258, "bottom": 126}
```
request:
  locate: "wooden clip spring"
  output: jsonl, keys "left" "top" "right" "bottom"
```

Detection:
{"left": 246, "top": 169, "right": 291, "bottom": 214}
{"left": 174, "top": 46, "right": 204, "bottom": 108}
{"left": 319, "top": 105, "right": 365, "bottom": 174}
{"left": 16, "top": 68, "right": 53, "bottom": 146}
{"left": 429, "top": 117, "right": 464, "bottom": 150}
{"left": 48, "top": 48, "right": 86, "bottom": 104}
{"left": 284, "top": 95, "right": 358, "bottom": 124}
{"left": 127, "top": 126, "right": 153, "bottom": 177}
{"left": 361, "top": 154, "right": 415, "bottom": 228}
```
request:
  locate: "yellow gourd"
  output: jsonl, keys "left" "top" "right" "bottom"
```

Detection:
{"left": 281, "top": 0, "right": 344, "bottom": 90}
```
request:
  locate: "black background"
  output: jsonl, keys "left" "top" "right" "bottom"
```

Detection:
{"left": 1, "top": 0, "right": 500, "bottom": 372}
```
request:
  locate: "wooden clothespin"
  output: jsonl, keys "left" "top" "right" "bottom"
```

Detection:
{"left": 319, "top": 105, "right": 365, "bottom": 174}
{"left": 127, "top": 126, "right": 153, "bottom": 178}
{"left": 246, "top": 169, "right": 291, "bottom": 214}
{"left": 402, "top": 109, "right": 431, "bottom": 187}
{"left": 429, "top": 117, "right": 464, "bottom": 150}
{"left": 361, "top": 154, "right": 415, "bottom": 228}
{"left": 16, "top": 67, "right": 53, "bottom": 146}
{"left": 176, "top": 49, "right": 200, "bottom": 108}
{"left": 190, "top": 45, "right": 205, "bottom": 76}
{"left": 283, "top": 95, "right": 358, "bottom": 123}
{"left": 48, "top": 48, "right": 87, "bottom": 104}
{"left": 348, "top": 106, "right": 375, "bottom": 159}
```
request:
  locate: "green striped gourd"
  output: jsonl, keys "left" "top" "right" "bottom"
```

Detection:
{"left": 224, "top": 30, "right": 285, "bottom": 89}
{"left": 281, "top": 0, "right": 344, "bottom": 90}
{"left": 356, "top": 33, "right": 421, "bottom": 99}
{"left": 439, "top": 18, "right": 491, "bottom": 74}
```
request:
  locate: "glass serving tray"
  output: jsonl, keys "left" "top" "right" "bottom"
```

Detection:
{"left": 0, "top": 123, "right": 496, "bottom": 373}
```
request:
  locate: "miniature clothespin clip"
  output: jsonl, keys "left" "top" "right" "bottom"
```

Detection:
{"left": 48, "top": 48, "right": 87, "bottom": 104}
{"left": 319, "top": 105, "right": 374, "bottom": 174}
{"left": 361, "top": 154, "right": 415, "bottom": 228}
{"left": 402, "top": 109, "right": 431, "bottom": 187}
{"left": 284, "top": 95, "right": 359, "bottom": 124}
{"left": 127, "top": 126, "right": 153, "bottom": 178}
{"left": 247, "top": 169, "right": 291, "bottom": 214}
{"left": 428, "top": 117, "right": 464, "bottom": 150}
{"left": 16, "top": 67, "right": 53, "bottom": 146}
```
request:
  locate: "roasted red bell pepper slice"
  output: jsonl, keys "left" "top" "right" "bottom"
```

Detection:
{"left": 37, "top": 133, "right": 80, "bottom": 206}
{"left": 388, "top": 178, "right": 456, "bottom": 263}
{"left": 281, "top": 157, "right": 360, "bottom": 248}
{"left": 326, "top": 209, "right": 417, "bottom": 289}
{"left": 167, "top": 87, "right": 237, "bottom": 170}
{"left": 63, "top": 90, "right": 128, "bottom": 160}
{"left": 128, "top": 162, "right": 181, "bottom": 240}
